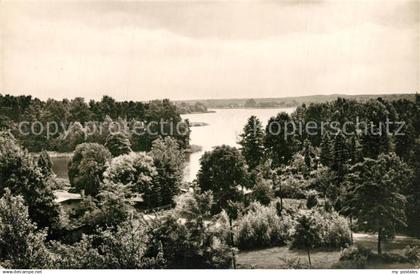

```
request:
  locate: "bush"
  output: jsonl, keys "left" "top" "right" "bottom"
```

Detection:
{"left": 279, "top": 257, "right": 308, "bottom": 269}
{"left": 277, "top": 174, "right": 307, "bottom": 199}
{"left": 404, "top": 245, "right": 420, "bottom": 263}
{"left": 338, "top": 245, "right": 373, "bottom": 268}
{"left": 306, "top": 190, "right": 318, "bottom": 209}
{"left": 252, "top": 179, "right": 274, "bottom": 206}
{"left": 322, "top": 211, "right": 353, "bottom": 248}
{"left": 291, "top": 209, "right": 352, "bottom": 250}
{"left": 235, "top": 202, "right": 294, "bottom": 250}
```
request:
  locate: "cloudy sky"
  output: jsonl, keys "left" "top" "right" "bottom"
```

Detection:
{"left": 0, "top": 0, "right": 419, "bottom": 101}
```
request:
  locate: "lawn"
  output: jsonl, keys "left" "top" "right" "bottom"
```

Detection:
{"left": 236, "top": 233, "right": 420, "bottom": 269}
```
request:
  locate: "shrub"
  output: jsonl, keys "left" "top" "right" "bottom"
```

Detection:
{"left": 277, "top": 174, "right": 308, "bottom": 199}
{"left": 322, "top": 211, "right": 352, "bottom": 248}
{"left": 404, "top": 245, "right": 420, "bottom": 263}
{"left": 306, "top": 190, "right": 318, "bottom": 209}
{"left": 279, "top": 257, "right": 308, "bottom": 269}
{"left": 339, "top": 245, "right": 373, "bottom": 267}
{"left": 291, "top": 209, "right": 352, "bottom": 250}
{"left": 235, "top": 202, "right": 294, "bottom": 250}
{"left": 252, "top": 179, "right": 274, "bottom": 206}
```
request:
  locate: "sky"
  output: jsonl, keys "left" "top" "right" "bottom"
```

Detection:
{"left": 0, "top": 0, "right": 419, "bottom": 101}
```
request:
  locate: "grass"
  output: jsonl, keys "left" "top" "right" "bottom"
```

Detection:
{"left": 236, "top": 233, "right": 420, "bottom": 269}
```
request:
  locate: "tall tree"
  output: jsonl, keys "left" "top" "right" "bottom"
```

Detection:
{"left": 68, "top": 143, "right": 112, "bottom": 196}
{"left": 395, "top": 121, "right": 416, "bottom": 162}
{"left": 69, "top": 97, "right": 93, "bottom": 124}
{"left": 150, "top": 137, "right": 185, "bottom": 206}
{"left": 264, "top": 112, "right": 296, "bottom": 167}
{"left": 292, "top": 213, "right": 322, "bottom": 267}
{"left": 239, "top": 116, "right": 265, "bottom": 170}
{"left": 103, "top": 152, "right": 160, "bottom": 208}
{"left": 405, "top": 140, "right": 420, "bottom": 236}
{"left": 320, "top": 132, "right": 333, "bottom": 167}
{"left": 360, "top": 99, "right": 390, "bottom": 159}
{"left": 343, "top": 153, "right": 413, "bottom": 255}
{"left": 348, "top": 135, "right": 362, "bottom": 165}
{"left": 303, "top": 139, "right": 312, "bottom": 171}
{"left": 332, "top": 131, "right": 348, "bottom": 177}
{"left": 197, "top": 145, "right": 249, "bottom": 211}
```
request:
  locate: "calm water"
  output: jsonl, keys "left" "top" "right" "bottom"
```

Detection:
{"left": 51, "top": 108, "right": 295, "bottom": 182}
{"left": 181, "top": 108, "right": 295, "bottom": 182}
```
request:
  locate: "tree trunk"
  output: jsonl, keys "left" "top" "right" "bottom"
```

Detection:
{"left": 229, "top": 218, "right": 236, "bottom": 269}
{"left": 350, "top": 217, "right": 353, "bottom": 242}
{"left": 377, "top": 228, "right": 382, "bottom": 255}
{"left": 307, "top": 247, "right": 312, "bottom": 267}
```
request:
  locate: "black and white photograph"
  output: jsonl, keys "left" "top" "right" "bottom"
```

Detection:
{"left": 0, "top": 0, "right": 419, "bottom": 271}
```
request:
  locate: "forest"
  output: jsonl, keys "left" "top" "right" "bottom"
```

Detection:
{"left": 0, "top": 94, "right": 419, "bottom": 269}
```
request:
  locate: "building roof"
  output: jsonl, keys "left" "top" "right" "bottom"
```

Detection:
{"left": 54, "top": 191, "right": 82, "bottom": 203}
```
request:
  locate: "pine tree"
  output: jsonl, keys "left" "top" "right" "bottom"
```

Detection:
{"left": 150, "top": 137, "right": 185, "bottom": 206}
{"left": 332, "top": 131, "right": 348, "bottom": 177}
{"left": 239, "top": 116, "right": 265, "bottom": 170}
{"left": 320, "top": 132, "right": 332, "bottom": 167}
{"left": 348, "top": 135, "right": 362, "bottom": 165}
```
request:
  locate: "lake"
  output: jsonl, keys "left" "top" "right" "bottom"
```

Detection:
{"left": 51, "top": 108, "right": 295, "bottom": 182}
{"left": 181, "top": 108, "right": 295, "bottom": 182}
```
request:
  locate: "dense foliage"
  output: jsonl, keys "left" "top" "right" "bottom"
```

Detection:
{"left": 0, "top": 94, "right": 190, "bottom": 152}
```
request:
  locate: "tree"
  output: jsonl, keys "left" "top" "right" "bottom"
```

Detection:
{"left": 244, "top": 99, "right": 257, "bottom": 108}
{"left": 68, "top": 97, "right": 93, "bottom": 123}
{"left": 264, "top": 112, "right": 296, "bottom": 167}
{"left": 150, "top": 137, "right": 185, "bottom": 206}
{"left": 98, "top": 218, "right": 165, "bottom": 268}
{"left": 147, "top": 191, "right": 234, "bottom": 268}
{"left": 405, "top": 140, "right": 420, "bottom": 237}
{"left": 51, "top": 235, "right": 103, "bottom": 269}
{"left": 0, "top": 189, "right": 51, "bottom": 268}
{"left": 105, "top": 132, "right": 132, "bottom": 157}
{"left": 197, "top": 145, "right": 249, "bottom": 211}
{"left": 60, "top": 121, "right": 85, "bottom": 152}
{"left": 348, "top": 135, "right": 362, "bottom": 165}
{"left": 239, "top": 116, "right": 265, "bottom": 170}
{"left": 68, "top": 143, "right": 112, "bottom": 196}
{"left": 303, "top": 139, "right": 312, "bottom": 171}
{"left": 332, "top": 131, "right": 348, "bottom": 177}
{"left": 343, "top": 153, "right": 413, "bottom": 255}
{"left": 292, "top": 213, "right": 322, "bottom": 267}
{"left": 0, "top": 132, "right": 60, "bottom": 229}
{"left": 360, "top": 99, "right": 390, "bottom": 159}
{"left": 37, "top": 150, "right": 53, "bottom": 177}
{"left": 103, "top": 152, "right": 160, "bottom": 208}
{"left": 320, "top": 132, "right": 332, "bottom": 167}
{"left": 395, "top": 121, "right": 416, "bottom": 162}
